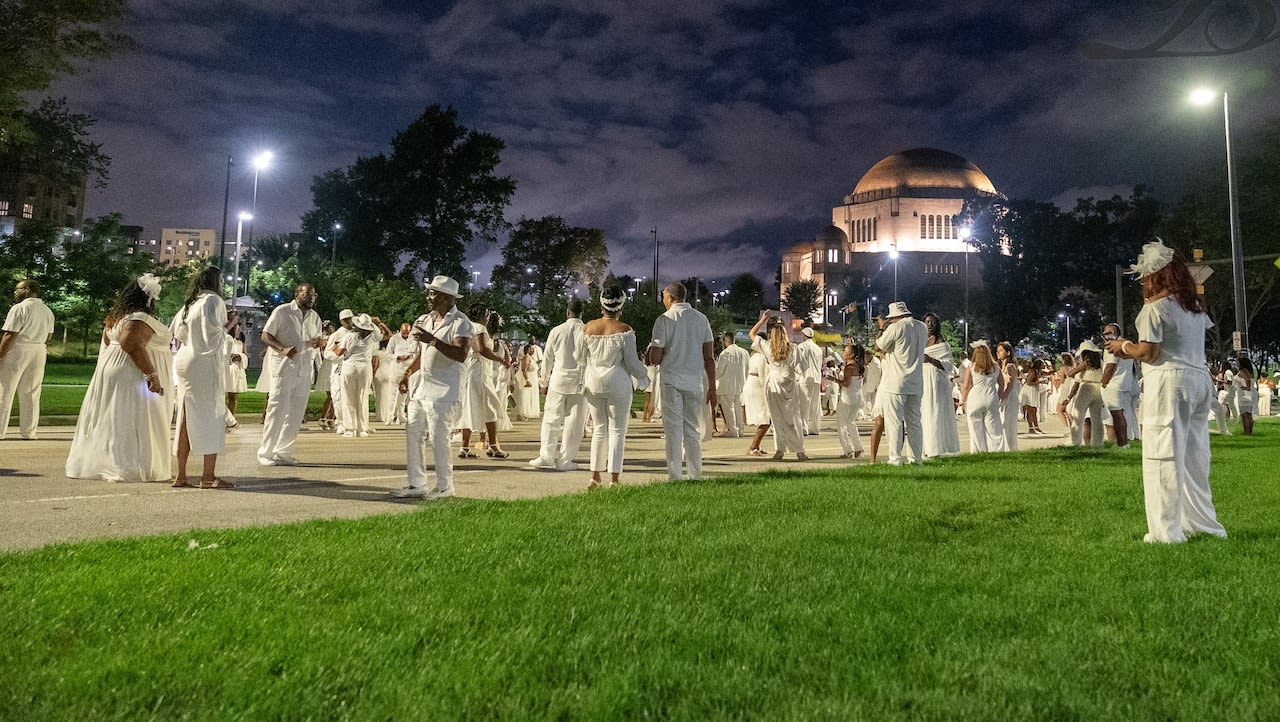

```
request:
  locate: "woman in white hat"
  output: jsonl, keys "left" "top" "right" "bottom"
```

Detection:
{"left": 337, "top": 313, "right": 383, "bottom": 438}
{"left": 1064, "top": 339, "right": 1107, "bottom": 448}
{"left": 1105, "top": 239, "right": 1226, "bottom": 542}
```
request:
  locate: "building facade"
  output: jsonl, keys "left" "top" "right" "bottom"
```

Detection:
{"left": 0, "top": 169, "right": 87, "bottom": 238}
{"left": 780, "top": 147, "right": 997, "bottom": 325}
{"left": 128, "top": 228, "right": 218, "bottom": 267}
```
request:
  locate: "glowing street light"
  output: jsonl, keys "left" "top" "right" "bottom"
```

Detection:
{"left": 331, "top": 222, "right": 342, "bottom": 265}
{"left": 247, "top": 150, "right": 273, "bottom": 250}
{"left": 889, "top": 246, "right": 900, "bottom": 298}
{"left": 234, "top": 211, "right": 253, "bottom": 299}
{"left": 1190, "top": 87, "right": 1248, "bottom": 356}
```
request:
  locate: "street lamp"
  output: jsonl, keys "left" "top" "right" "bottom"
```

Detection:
{"left": 959, "top": 225, "right": 973, "bottom": 349}
{"left": 1057, "top": 311, "right": 1073, "bottom": 351}
{"left": 247, "top": 150, "right": 273, "bottom": 249}
{"left": 1190, "top": 87, "right": 1249, "bottom": 356}
{"left": 331, "top": 222, "right": 341, "bottom": 265}
{"left": 234, "top": 211, "right": 252, "bottom": 301}
{"left": 866, "top": 295, "right": 877, "bottom": 325}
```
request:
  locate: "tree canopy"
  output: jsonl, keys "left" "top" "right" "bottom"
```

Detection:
{"left": 301, "top": 105, "right": 516, "bottom": 281}
{"left": 782, "top": 279, "right": 821, "bottom": 323}
{"left": 491, "top": 216, "right": 609, "bottom": 296}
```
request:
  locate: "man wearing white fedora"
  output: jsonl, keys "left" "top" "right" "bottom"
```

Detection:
{"left": 393, "top": 276, "right": 472, "bottom": 499}
{"left": 875, "top": 301, "right": 927, "bottom": 465}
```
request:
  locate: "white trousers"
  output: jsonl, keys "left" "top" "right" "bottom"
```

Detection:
{"left": 0, "top": 344, "right": 46, "bottom": 439}
{"left": 1071, "top": 384, "right": 1106, "bottom": 448}
{"left": 801, "top": 381, "right": 821, "bottom": 433}
{"left": 765, "top": 387, "right": 804, "bottom": 454}
{"left": 539, "top": 389, "right": 587, "bottom": 464}
{"left": 966, "top": 395, "right": 1002, "bottom": 453}
{"left": 340, "top": 360, "right": 371, "bottom": 435}
{"left": 718, "top": 392, "right": 743, "bottom": 437}
{"left": 585, "top": 390, "right": 631, "bottom": 474}
{"left": 258, "top": 355, "right": 312, "bottom": 463}
{"left": 1142, "top": 369, "right": 1226, "bottom": 543}
{"left": 406, "top": 398, "right": 456, "bottom": 491}
{"left": 660, "top": 384, "right": 704, "bottom": 479}
{"left": 836, "top": 392, "right": 863, "bottom": 456}
{"left": 882, "top": 392, "right": 922, "bottom": 464}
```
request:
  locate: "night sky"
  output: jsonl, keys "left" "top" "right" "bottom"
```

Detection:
{"left": 45, "top": 0, "right": 1280, "bottom": 284}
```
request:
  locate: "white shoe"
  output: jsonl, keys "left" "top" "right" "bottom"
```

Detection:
{"left": 335, "top": 426, "right": 346, "bottom": 435}
{"left": 556, "top": 460, "right": 578, "bottom": 471}
{"left": 391, "top": 485, "right": 425, "bottom": 498}
{"left": 357, "top": 431, "right": 369, "bottom": 438}
{"left": 425, "top": 487, "right": 454, "bottom": 500}
{"left": 529, "top": 456, "right": 557, "bottom": 469}
{"left": 343, "top": 431, "right": 355, "bottom": 438}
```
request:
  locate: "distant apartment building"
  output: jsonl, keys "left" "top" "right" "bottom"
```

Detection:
{"left": 128, "top": 228, "right": 219, "bottom": 267}
{"left": 0, "top": 168, "right": 88, "bottom": 238}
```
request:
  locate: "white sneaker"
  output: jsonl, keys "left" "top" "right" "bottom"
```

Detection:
{"left": 343, "top": 431, "right": 355, "bottom": 438}
{"left": 357, "top": 431, "right": 369, "bottom": 438}
{"left": 335, "top": 426, "right": 346, "bottom": 435}
{"left": 391, "top": 485, "right": 425, "bottom": 498}
{"left": 529, "top": 456, "right": 557, "bottom": 469}
{"left": 273, "top": 455, "right": 299, "bottom": 466}
{"left": 556, "top": 460, "right": 578, "bottom": 471}
{"left": 425, "top": 487, "right": 454, "bottom": 500}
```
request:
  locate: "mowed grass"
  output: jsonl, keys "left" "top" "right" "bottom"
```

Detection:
{"left": 2, "top": 421, "right": 1278, "bottom": 720}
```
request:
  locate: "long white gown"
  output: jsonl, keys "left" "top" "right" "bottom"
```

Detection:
{"left": 66, "top": 313, "right": 175, "bottom": 481}
{"left": 579, "top": 330, "right": 649, "bottom": 474}
{"left": 743, "top": 351, "right": 770, "bottom": 426}
{"left": 921, "top": 340, "right": 960, "bottom": 458}
{"left": 965, "top": 367, "right": 1003, "bottom": 453}
{"left": 173, "top": 293, "right": 228, "bottom": 456}
{"left": 517, "top": 354, "right": 541, "bottom": 420}
{"left": 224, "top": 335, "right": 249, "bottom": 393}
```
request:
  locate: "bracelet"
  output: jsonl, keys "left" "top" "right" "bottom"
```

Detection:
{"left": 144, "top": 372, "right": 159, "bottom": 381}
{"left": 1121, "top": 340, "right": 1133, "bottom": 355}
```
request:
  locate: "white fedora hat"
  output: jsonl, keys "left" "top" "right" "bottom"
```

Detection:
{"left": 338, "top": 308, "right": 354, "bottom": 320}
{"left": 425, "top": 275, "right": 461, "bottom": 297}
{"left": 351, "top": 313, "right": 375, "bottom": 332}
{"left": 886, "top": 301, "right": 912, "bottom": 318}
{"left": 1077, "top": 339, "right": 1102, "bottom": 355}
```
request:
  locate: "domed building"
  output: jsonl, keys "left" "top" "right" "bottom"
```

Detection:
{"left": 780, "top": 148, "right": 997, "bottom": 325}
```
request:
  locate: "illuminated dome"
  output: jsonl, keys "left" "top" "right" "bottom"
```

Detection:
{"left": 849, "top": 148, "right": 996, "bottom": 202}
{"left": 814, "top": 225, "right": 847, "bottom": 245}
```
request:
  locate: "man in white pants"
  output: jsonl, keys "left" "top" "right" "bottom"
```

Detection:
{"left": 393, "top": 276, "right": 471, "bottom": 499}
{"left": 796, "top": 327, "right": 824, "bottom": 435}
{"left": 325, "top": 309, "right": 355, "bottom": 433}
{"left": 258, "top": 283, "right": 325, "bottom": 465}
{"left": 875, "top": 301, "right": 926, "bottom": 466}
{"left": 335, "top": 313, "right": 386, "bottom": 438}
{"left": 650, "top": 282, "right": 715, "bottom": 480}
{"left": 714, "top": 332, "right": 748, "bottom": 438}
{"left": 530, "top": 298, "right": 587, "bottom": 471}
{"left": 384, "top": 323, "right": 418, "bottom": 424}
{"left": 0, "top": 279, "right": 55, "bottom": 440}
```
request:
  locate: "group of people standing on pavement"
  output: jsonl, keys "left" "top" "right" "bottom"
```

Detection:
{"left": 0, "top": 237, "right": 1260, "bottom": 543}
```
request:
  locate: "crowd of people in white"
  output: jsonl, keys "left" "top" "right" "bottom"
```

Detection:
{"left": 0, "top": 239, "right": 1269, "bottom": 542}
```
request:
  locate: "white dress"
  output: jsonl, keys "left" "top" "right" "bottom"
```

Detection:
{"left": 578, "top": 330, "right": 649, "bottom": 473}
{"left": 998, "top": 362, "right": 1019, "bottom": 451}
{"left": 965, "top": 367, "right": 1002, "bottom": 453}
{"left": 517, "top": 354, "right": 541, "bottom": 420}
{"left": 921, "top": 340, "right": 960, "bottom": 458}
{"left": 173, "top": 293, "right": 228, "bottom": 456}
{"left": 224, "top": 336, "right": 249, "bottom": 393}
{"left": 743, "top": 351, "right": 769, "bottom": 426}
{"left": 66, "top": 313, "right": 175, "bottom": 481}
{"left": 758, "top": 339, "right": 804, "bottom": 454}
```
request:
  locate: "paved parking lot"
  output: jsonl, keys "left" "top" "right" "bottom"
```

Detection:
{"left": 0, "top": 415, "right": 1073, "bottom": 551}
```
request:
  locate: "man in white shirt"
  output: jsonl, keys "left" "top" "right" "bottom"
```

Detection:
{"left": 258, "top": 283, "right": 325, "bottom": 465}
{"left": 650, "top": 282, "right": 716, "bottom": 480}
{"left": 325, "top": 309, "right": 355, "bottom": 433}
{"left": 384, "top": 322, "right": 418, "bottom": 424}
{"left": 796, "top": 327, "right": 824, "bottom": 435}
{"left": 714, "top": 332, "right": 749, "bottom": 438}
{"left": 0, "top": 279, "right": 56, "bottom": 440}
{"left": 393, "top": 275, "right": 471, "bottom": 499}
{"left": 875, "top": 301, "right": 927, "bottom": 466}
{"left": 530, "top": 299, "right": 587, "bottom": 470}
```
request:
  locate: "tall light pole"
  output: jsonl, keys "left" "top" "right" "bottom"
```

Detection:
{"left": 1191, "top": 87, "right": 1248, "bottom": 356}
{"left": 959, "top": 226, "right": 972, "bottom": 349}
{"left": 247, "top": 151, "right": 273, "bottom": 250}
{"left": 218, "top": 155, "right": 233, "bottom": 268}
{"left": 651, "top": 227, "right": 660, "bottom": 295}
{"left": 1057, "top": 311, "right": 1072, "bottom": 352}
{"left": 866, "top": 295, "right": 877, "bottom": 325}
{"left": 331, "top": 222, "right": 341, "bottom": 265}
{"left": 234, "top": 212, "right": 252, "bottom": 302}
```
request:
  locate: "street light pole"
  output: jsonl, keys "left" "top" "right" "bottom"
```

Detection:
{"left": 218, "top": 155, "right": 232, "bottom": 270}
{"left": 248, "top": 151, "right": 273, "bottom": 251}
{"left": 331, "top": 222, "right": 341, "bottom": 265}
{"left": 234, "top": 212, "right": 252, "bottom": 304}
{"left": 1192, "top": 88, "right": 1249, "bottom": 356}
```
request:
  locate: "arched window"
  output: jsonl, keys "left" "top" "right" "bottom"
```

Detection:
{"left": 920, "top": 215, "right": 927, "bottom": 239}
{"left": 872, "top": 217, "right": 877, "bottom": 241}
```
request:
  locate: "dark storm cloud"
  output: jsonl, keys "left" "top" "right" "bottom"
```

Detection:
{"left": 42, "top": 0, "right": 1280, "bottom": 284}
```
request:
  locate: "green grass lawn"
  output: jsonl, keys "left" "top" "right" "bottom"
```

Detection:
{"left": 2, "top": 420, "right": 1278, "bottom": 719}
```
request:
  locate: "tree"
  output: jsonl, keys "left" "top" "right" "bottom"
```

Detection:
{"left": 782, "top": 279, "right": 821, "bottom": 323}
{"left": 301, "top": 105, "right": 516, "bottom": 280}
{"left": 491, "top": 216, "right": 609, "bottom": 295}
{"left": 725, "top": 273, "right": 765, "bottom": 321}
{"left": 0, "top": 0, "right": 130, "bottom": 149}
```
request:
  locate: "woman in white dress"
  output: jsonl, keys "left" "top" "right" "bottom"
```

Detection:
{"left": 67, "top": 276, "right": 174, "bottom": 482}
{"left": 172, "top": 266, "right": 229, "bottom": 488}
{"left": 517, "top": 343, "right": 541, "bottom": 420}
{"left": 1105, "top": 238, "right": 1226, "bottom": 543}
{"left": 921, "top": 313, "right": 960, "bottom": 458}
{"left": 315, "top": 321, "right": 338, "bottom": 430}
{"left": 749, "top": 312, "right": 806, "bottom": 461}
{"left": 578, "top": 287, "right": 650, "bottom": 489}
{"left": 1019, "top": 360, "right": 1043, "bottom": 433}
{"left": 959, "top": 340, "right": 1005, "bottom": 453}
{"left": 491, "top": 330, "right": 515, "bottom": 433}
{"left": 1233, "top": 356, "right": 1257, "bottom": 435}
{"left": 835, "top": 341, "right": 864, "bottom": 458}
{"left": 996, "top": 341, "right": 1019, "bottom": 451}
{"left": 223, "top": 313, "right": 248, "bottom": 428}
{"left": 336, "top": 314, "right": 383, "bottom": 438}
{"left": 1065, "top": 340, "right": 1107, "bottom": 448}
{"left": 457, "top": 307, "right": 511, "bottom": 458}
{"left": 743, "top": 346, "right": 770, "bottom": 455}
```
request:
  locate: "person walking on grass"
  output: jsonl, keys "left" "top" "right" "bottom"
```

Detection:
{"left": 172, "top": 266, "right": 231, "bottom": 489}
{"left": 650, "top": 282, "right": 716, "bottom": 480}
{"left": 258, "top": 283, "right": 325, "bottom": 466}
{"left": 1106, "top": 238, "right": 1226, "bottom": 544}
{"left": 393, "top": 276, "right": 471, "bottom": 500}
{"left": 0, "top": 278, "right": 55, "bottom": 441}
{"left": 875, "top": 301, "right": 926, "bottom": 466}
{"left": 530, "top": 298, "right": 587, "bottom": 471}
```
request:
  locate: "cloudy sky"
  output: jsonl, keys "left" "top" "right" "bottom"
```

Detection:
{"left": 46, "top": 0, "right": 1280, "bottom": 284}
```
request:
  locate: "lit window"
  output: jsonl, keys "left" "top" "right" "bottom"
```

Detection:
{"left": 22, "top": 204, "right": 34, "bottom": 219}
{"left": 0, "top": 201, "right": 8, "bottom": 215}
{"left": 920, "top": 216, "right": 927, "bottom": 239}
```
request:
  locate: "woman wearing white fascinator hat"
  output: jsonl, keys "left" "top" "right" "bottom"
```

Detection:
{"left": 1105, "top": 238, "right": 1227, "bottom": 543}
